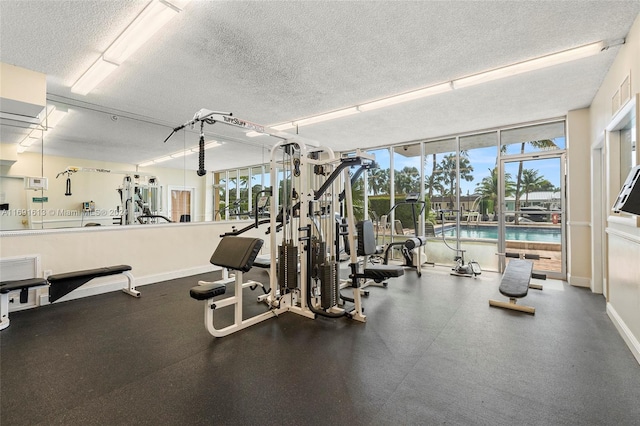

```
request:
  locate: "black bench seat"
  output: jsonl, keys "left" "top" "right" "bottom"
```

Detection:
{"left": 48, "top": 265, "right": 134, "bottom": 303}
{"left": 489, "top": 259, "right": 536, "bottom": 314}
{"left": 359, "top": 265, "right": 404, "bottom": 281}
{"left": 190, "top": 283, "right": 226, "bottom": 301}
{"left": 0, "top": 278, "right": 48, "bottom": 294}
{"left": 1, "top": 278, "right": 49, "bottom": 330}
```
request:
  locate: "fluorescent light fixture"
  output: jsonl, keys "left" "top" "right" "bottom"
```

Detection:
{"left": 164, "top": 0, "right": 192, "bottom": 9}
{"left": 71, "top": 0, "right": 190, "bottom": 95}
{"left": 154, "top": 155, "right": 173, "bottom": 163}
{"left": 170, "top": 151, "right": 188, "bottom": 158}
{"left": 358, "top": 82, "right": 453, "bottom": 112}
{"left": 293, "top": 107, "right": 359, "bottom": 127}
{"left": 45, "top": 106, "right": 68, "bottom": 129}
{"left": 138, "top": 161, "right": 155, "bottom": 167}
{"left": 453, "top": 41, "right": 604, "bottom": 89}
{"left": 103, "top": 0, "right": 182, "bottom": 64}
{"left": 71, "top": 57, "right": 119, "bottom": 95}
{"left": 271, "top": 122, "right": 295, "bottom": 131}
{"left": 246, "top": 131, "right": 264, "bottom": 137}
{"left": 204, "top": 141, "right": 221, "bottom": 149}
{"left": 17, "top": 145, "right": 26, "bottom": 154}
{"left": 20, "top": 138, "right": 36, "bottom": 147}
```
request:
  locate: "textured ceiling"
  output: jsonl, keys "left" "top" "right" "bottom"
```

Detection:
{"left": 1, "top": 0, "right": 639, "bottom": 171}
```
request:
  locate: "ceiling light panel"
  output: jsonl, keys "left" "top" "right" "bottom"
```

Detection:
{"left": 453, "top": 41, "right": 604, "bottom": 89}
{"left": 358, "top": 82, "right": 453, "bottom": 112}
{"left": 103, "top": 0, "right": 180, "bottom": 64}
{"left": 293, "top": 107, "right": 359, "bottom": 127}
{"left": 71, "top": 57, "right": 118, "bottom": 95}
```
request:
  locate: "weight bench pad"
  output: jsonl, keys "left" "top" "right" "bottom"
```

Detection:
{"left": 499, "top": 259, "right": 533, "bottom": 298}
{"left": 404, "top": 237, "right": 427, "bottom": 250}
{"left": 48, "top": 265, "right": 132, "bottom": 303}
{"left": 0, "top": 278, "right": 48, "bottom": 294}
{"left": 210, "top": 237, "right": 264, "bottom": 272}
{"left": 356, "top": 220, "right": 378, "bottom": 256}
{"left": 190, "top": 283, "right": 226, "bottom": 301}
{"left": 362, "top": 265, "right": 404, "bottom": 280}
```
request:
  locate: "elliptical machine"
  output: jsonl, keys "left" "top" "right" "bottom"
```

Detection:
{"left": 438, "top": 209, "right": 481, "bottom": 277}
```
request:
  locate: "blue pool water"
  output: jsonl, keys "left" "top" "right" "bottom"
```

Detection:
{"left": 439, "top": 225, "right": 561, "bottom": 243}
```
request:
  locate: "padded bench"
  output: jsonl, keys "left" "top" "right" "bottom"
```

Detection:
{"left": 48, "top": 264, "right": 138, "bottom": 303}
{"left": 190, "top": 236, "right": 272, "bottom": 338}
{"left": 0, "top": 278, "right": 49, "bottom": 330}
{"left": 0, "top": 265, "right": 138, "bottom": 331}
{"left": 489, "top": 259, "right": 535, "bottom": 314}
{"left": 190, "top": 236, "right": 263, "bottom": 303}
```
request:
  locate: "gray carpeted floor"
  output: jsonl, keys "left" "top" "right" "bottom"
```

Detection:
{"left": 1, "top": 266, "right": 639, "bottom": 425}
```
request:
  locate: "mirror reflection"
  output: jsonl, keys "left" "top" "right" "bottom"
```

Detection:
{"left": 0, "top": 102, "right": 270, "bottom": 231}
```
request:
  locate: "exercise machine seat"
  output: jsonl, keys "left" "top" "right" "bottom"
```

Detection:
{"left": 190, "top": 283, "right": 226, "bottom": 300}
{"left": 356, "top": 220, "right": 378, "bottom": 256}
{"left": 0, "top": 278, "right": 48, "bottom": 294}
{"left": 48, "top": 265, "right": 132, "bottom": 303}
{"left": 499, "top": 259, "right": 533, "bottom": 298}
{"left": 360, "top": 265, "right": 404, "bottom": 280}
{"left": 209, "top": 237, "right": 263, "bottom": 272}
{"left": 354, "top": 220, "right": 404, "bottom": 281}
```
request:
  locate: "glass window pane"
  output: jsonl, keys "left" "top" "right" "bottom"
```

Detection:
{"left": 424, "top": 138, "right": 457, "bottom": 221}
{"left": 460, "top": 132, "right": 498, "bottom": 225}
{"left": 393, "top": 143, "right": 421, "bottom": 235}
{"left": 501, "top": 121, "right": 565, "bottom": 155}
{"left": 366, "top": 148, "right": 390, "bottom": 236}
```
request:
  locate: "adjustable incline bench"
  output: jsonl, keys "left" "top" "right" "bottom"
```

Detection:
{"left": 0, "top": 265, "right": 137, "bottom": 330}
{"left": 190, "top": 236, "right": 276, "bottom": 337}
{"left": 489, "top": 259, "right": 536, "bottom": 314}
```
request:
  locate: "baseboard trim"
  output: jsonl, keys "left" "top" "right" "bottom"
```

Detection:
{"left": 567, "top": 274, "right": 591, "bottom": 288}
{"left": 607, "top": 303, "right": 640, "bottom": 365}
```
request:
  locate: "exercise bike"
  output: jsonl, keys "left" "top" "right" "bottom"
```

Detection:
{"left": 438, "top": 209, "right": 481, "bottom": 277}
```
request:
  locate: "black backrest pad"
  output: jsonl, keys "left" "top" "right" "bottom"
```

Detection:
{"left": 210, "top": 237, "right": 264, "bottom": 272}
{"left": 356, "top": 220, "right": 376, "bottom": 256}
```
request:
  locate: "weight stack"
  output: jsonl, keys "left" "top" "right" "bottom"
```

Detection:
{"left": 311, "top": 240, "right": 326, "bottom": 280}
{"left": 320, "top": 261, "right": 338, "bottom": 309}
{"left": 278, "top": 242, "right": 298, "bottom": 292}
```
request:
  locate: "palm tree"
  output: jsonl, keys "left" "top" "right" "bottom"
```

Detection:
{"left": 520, "top": 169, "right": 546, "bottom": 205}
{"left": 475, "top": 167, "right": 515, "bottom": 214}
{"left": 394, "top": 166, "right": 420, "bottom": 194}
{"left": 425, "top": 153, "right": 441, "bottom": 201}
{"left": 513, "top": 140, "right": 558, "bottom": 216}
{"left": 439, "top": 153, "right": 474, "bottom": 209}
{"left": 367, "top": 168, "right": 389, "bottom": 196}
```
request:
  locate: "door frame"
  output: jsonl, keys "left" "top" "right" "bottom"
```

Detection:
{"left": 168, "top": 186, "right": 195, "bottom": 222}
{"left": 498, "top": 151, "right": 567, "bottom": 280}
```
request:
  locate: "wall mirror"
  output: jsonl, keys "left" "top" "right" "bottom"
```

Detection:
{"left": 0, "top": 100, "right": 270, "bottom": 232}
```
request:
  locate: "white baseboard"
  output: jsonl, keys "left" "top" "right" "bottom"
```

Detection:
{"left": 568, "top": 274, "right": 591, "bottom": 288}
{"left": 607, "top": 303, "right": 640, "bottom": 365}
{"left": 51, "top": 265, "right": 220, "bottom": 304}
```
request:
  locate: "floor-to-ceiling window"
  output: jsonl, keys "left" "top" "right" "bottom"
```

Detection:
{"left": 209, "top": 118, "right": 567, "bottom": 277}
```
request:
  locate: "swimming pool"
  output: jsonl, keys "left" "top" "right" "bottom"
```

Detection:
{"left": 438, "top": 224, "right": 561, "bottom": 243}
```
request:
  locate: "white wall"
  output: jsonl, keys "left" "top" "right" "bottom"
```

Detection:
{"left": 589, "top": 14, "right": 640, "bottom": 364}
{"left": 566, "top": 109, "right": 592, "bottom": 288}
{"left": 0, "top": 220, "right": 269, "bottom": 301}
